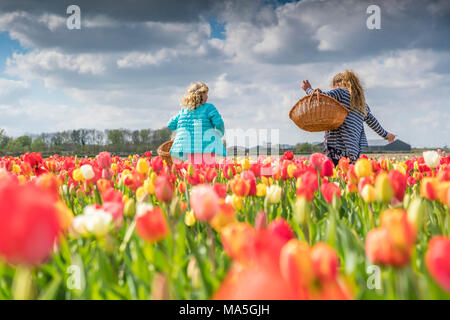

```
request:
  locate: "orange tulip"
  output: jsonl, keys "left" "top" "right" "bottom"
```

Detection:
{"left": 280, "top": 240, "right": 315, "bottom": 296}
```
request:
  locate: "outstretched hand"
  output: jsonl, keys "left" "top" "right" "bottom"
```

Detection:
{"left": 387, "top": 133, "right": 396, "bottom": 143}
{"left": 301, "top": 80, "right": 312, "bottom": 92}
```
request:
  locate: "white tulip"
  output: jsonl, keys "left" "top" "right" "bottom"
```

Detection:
{"left": 72, "top": 215, "right": 89, "bottom": 237}
{"left": 70, "top": 206, "right": 113, "bottom": 238}
{"left": 80, "top": 164, "right": 95, "bottom": 180}
{"left": 266, "top": 185, "right": 282, "bottom": 203}
{"left": 423, "top": 150, "right": 440, "bottom": 168}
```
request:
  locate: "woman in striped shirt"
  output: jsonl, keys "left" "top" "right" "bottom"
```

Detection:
{"left": 301, "top": 70, "right": 395, "bottom": 166}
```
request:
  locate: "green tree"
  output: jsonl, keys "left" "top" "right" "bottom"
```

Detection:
{"left": 31, "top": 137, "right": 46, "bottom": 152}
{"left": 107, "top": 129, "right": 125, "bottom": 145}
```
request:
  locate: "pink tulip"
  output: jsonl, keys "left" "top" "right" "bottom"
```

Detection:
{"left": 190, "top": 184, "right": 220, "bottom": 221}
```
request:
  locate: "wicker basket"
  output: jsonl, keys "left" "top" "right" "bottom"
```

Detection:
{"left": 289, "top": 88, "right": 349, "bottom": 132}
{"left": 157, "top": 139, "right": 174, "bottom": 167}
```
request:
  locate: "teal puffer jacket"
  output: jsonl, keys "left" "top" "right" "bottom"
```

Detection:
{"left": 167, "top": 103, "right": 227, "bottom": 160}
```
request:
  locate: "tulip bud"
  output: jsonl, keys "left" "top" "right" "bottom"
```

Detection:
{"left": 188, "top": 163, "right": 194, "bottom": 176}
{"left": 293, "top": 197, "right": 310, "bottom": 226}
{"left": 123, "top": 198, "right": 136, "bottom": 217}
{"left": 407, "top": 198, "right": 425, "bottom": 232}
{"left": 375, "top": 173, "right": 394, "bottom": 203}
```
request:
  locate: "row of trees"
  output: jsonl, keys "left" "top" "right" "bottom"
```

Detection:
{"left": 0, "top": 128, "right": 172, "bottom": 157}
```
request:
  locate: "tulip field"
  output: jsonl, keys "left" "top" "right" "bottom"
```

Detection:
{"left": 0, "top": 150, "right": 449, "bottom": 300}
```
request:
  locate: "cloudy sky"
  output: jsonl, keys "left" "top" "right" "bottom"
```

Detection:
{"left": 0, "top": 0, "right": 449, "bottom": 148}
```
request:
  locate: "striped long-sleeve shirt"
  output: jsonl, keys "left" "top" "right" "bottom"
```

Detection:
{"left": 306, "top": 87, "right": 388, "bottom": 160}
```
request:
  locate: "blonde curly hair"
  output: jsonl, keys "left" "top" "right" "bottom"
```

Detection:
{"left": 181, "top": 82, "right": 209, "bottom": 110}
{"left": 332, "top": 70, "right": 367, "bottom": 116}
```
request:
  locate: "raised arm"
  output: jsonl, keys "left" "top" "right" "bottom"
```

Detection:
{"left": 364, "top": 105, "right": 388, "bottom": 139}
{"left": 208, "top": 104, "right": 225, "bottom": 136}
{"left": 167, "top": 112, "right": 180, "bottom": 131}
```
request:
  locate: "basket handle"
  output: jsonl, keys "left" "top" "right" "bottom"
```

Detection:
{"left": 307, "top": 88, "right": 322, "bottom": 107}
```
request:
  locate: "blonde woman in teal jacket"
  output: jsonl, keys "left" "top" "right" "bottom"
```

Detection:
{"left": 167, "top": 82, "right": 227, "bottom": 165}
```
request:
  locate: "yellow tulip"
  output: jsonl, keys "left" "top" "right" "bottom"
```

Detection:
{"left": 354, "top": 158, "right": 373, "bottom": 179}
{"left": 242, "top": 158, "right": 251, "bottom": 170}
{"left": 361, "top": 184, "right": 376, "bottom": 203}
{"left": 72, "top": 168, "right": 84, "bottom": 182}
{"left": 144, "top": 179, "right": 155, "bottom": 195}
{"left": 111, "top": 163, "right": 118, "bottom": 172}
{"left": 375, "top": 173, "right": 393, "bottom": 203}
{"left": 185, "top": 210, "right": 196, "bottom": 227}
{"left": 256, "top": 183, "right": 267, "bottom": 197}
{"left": 136, "top": 158, "right": 149, "bottom": 175}
{"left": 226, "top": 195, "right": 243, "bottom": 211}
{"left": 136, "top": 186, "right": 147, "bottom": 201}
{"left": 12, "top": 164, "right": 21, "bottom": 174}
{"left": 287, "top": 164, "right": 297, "bottom": 179}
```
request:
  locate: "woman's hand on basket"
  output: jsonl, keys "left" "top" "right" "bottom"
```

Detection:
{"left": 301, "top": 80, "right": 312, "bottom": 92}
{"left": 386, "top": 133, "right": 396, "bottom": 143}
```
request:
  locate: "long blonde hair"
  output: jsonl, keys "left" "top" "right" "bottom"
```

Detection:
{"left": 332, "top": 70, "right": 367, "bottom": 116}
{"left": 181, "top": 82, "right": 209, "bottom": 110}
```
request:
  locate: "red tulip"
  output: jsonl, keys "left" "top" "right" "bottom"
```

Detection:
{"left": 310, "top": 153, "right": 326, "bottom": 171}
{"left": 155, "top": 175, "right": 174, "bottom": 203}
{"left": 205, "top": 167, "right": 218, "bottom": 183}
{"left": 267, "top": 218, "right": 295, "bottom": 244}
{"left": 320, "top": 182, "right": 341, "bottom": 204}
{"left": 387, "top": 170, "right": 407, "bottom": 201}
{"left": 241, "top": 170, "right": 257, "bottom": 196}
{"left": 0, "top": 182, "right": 61, "bottom": 265}
{"left": 321, "top": 159, "right": 334, "bottom": 177}
{"left": 96, "top": 151, "right": 112, "bottom": 170}
{"left": 426, "top": 236, "right": 450, "bottom": 293}
{"left": 213, "top": 182, "right": 227, "bottom": 199}
{"left": 136, "top": 207, "right": 169, "bottom": 243}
